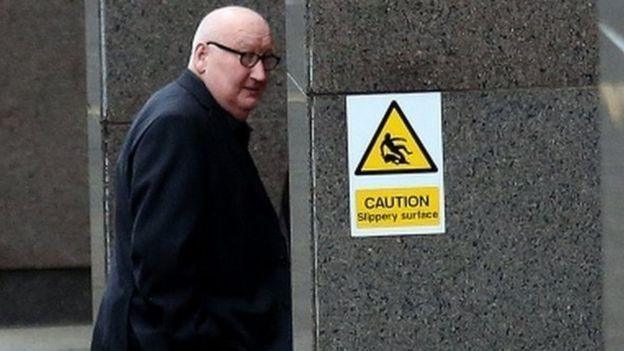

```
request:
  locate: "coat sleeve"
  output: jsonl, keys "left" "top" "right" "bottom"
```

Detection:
{"left": 128, "top": 113, "right": 217, "bottom": 348}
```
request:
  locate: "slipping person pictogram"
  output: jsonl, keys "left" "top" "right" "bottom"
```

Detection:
{"left": 380, "top": 132, "right": 412, "bottom": 165}
{"left": 355, "top": 100, "right": 438, "bottom": 175}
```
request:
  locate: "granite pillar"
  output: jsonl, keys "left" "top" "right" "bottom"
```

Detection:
{"left": 0, "top": 0, "right": 89, "bottom": 270}
{"left": 287, "top": 1, "right": 601, "bottom": 349}
{"left": 0, "top": 0, "right": 91, "bottom": 326}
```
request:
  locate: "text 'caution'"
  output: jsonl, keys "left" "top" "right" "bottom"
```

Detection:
{"left": 356, "top": 187, "right": 440, "bottom": 228}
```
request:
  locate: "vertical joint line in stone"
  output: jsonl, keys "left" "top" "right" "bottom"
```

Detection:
{"left": 103, "top": 130, "right": 111, "bottom": 276}
{"left": 306, "top": 0, "right": 313, "bottom": 93}
{"left": 86, "top": 0, "right": 108, "bottom": 319}
{"left": 309, "top": 97, "right": 320, "bottom": 350}
{"left": 99, "top": 0, "right": 111, "bottom": 277}
{"left": 100, "top": 0, "right": 108, "bottom": 122}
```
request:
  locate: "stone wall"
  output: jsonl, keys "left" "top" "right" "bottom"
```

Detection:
{"left": 0, "top": 0, "right": 91, "bottom": 326}
{"left": 288, "top": 1, "right": 601, "bottom": 349}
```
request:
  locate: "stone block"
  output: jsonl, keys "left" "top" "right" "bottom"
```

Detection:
{"left": 310, "top": 0, "right": 597, "bottom": 94}
{"left": 0, "top": 0, "right": 89, "bottom": 269}
{"left": 0, "top": 269, "right": 91, "bottom": 326}
{"left": 248, "top": 118, "right": 289, "bottom": 211}
{"left": 312, "top": 88, "right": 601, "bottom": 350}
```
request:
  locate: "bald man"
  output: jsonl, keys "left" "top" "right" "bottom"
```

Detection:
{"left": 91, "top": 7, "right": 291, "bottom": 351}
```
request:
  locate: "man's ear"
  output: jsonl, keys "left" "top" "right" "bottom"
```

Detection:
{"left": 193, "top": 43, "right": 207, "bottom": 74}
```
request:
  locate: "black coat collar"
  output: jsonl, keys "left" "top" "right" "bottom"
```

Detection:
{"left": 176, "top": 69, "right": 252, "bottom": 147}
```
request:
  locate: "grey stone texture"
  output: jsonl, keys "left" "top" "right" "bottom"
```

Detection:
{"left": 311, "top": 88, "right": 601, "bottom": 350}
{"left": 309, "top": 0, "right": 597, "bottom": 94}
{"left": 248, "top": 118, "right": 289, "bottom": 210}
{"left": 0, "top": 269, "right": 92, "bottom": 326}
{"left": 0, "top": 0, "right": 89, "bottom": 269}
{"left": 288, "top": 0, "right": 602, "bottom": 348}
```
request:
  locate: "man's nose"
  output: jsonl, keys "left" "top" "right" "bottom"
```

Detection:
{"left": 250, "top": 61, "right": 268, "bottom": 82}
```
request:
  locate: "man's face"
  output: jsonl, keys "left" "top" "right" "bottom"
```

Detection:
{"left": 202, "top": 22, "right": 274, "bottom": 120}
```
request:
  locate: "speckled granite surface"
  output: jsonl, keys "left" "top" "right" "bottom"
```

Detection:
{"left": 0, "top": 269, "right": 91, "bottom": 326}
{"left": 0, "top": 0, "right": 89, "bottom": 269}
{"left": 309, "top": 0, "right": 597, "bottom": 94}
{"left": 312, "top": 88, "right": 601, "bottom": 350}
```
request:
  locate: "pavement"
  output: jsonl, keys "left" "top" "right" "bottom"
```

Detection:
{"left": 0, "top": 325, "right": 91, "bottom": 351}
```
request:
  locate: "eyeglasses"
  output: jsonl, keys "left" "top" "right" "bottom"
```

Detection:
{"left": 206, "top": 41, "right": 280, "bottom": 71}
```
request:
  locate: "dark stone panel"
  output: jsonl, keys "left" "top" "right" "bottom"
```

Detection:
{"left": 310, "top": 0, "right": 597, "bottom": 94}
{"left": 106, "top": 0, "right": 285, "bottom": 123}
{"left": 313, "top": 88, "right": 601, "bottom": 350}
{"left": 248, "top": 118, "right": 289, "bottom": 211}
{"left": 0, "top": 0, "right": 89, "bottom": 268}
{"left": 0, "top": 268, "right": 92, "bottom": 327}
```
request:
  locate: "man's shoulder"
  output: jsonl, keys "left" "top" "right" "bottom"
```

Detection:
{"left": 136, "top": 79, "right": 216, "bottom": 126}
{"left": 142, "top": 80, "right": 204, "bottom": 117}
{"left": 123, "top": 80, "right": 219, "bottom": 154}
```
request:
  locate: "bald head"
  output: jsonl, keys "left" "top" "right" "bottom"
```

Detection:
{"left": 189, "top": 6, "right": 271, "bottom": 66}
{"left": 187, "top": 6, "right": 276, "bottom": 120}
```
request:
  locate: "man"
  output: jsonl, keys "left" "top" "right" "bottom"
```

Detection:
{"left": 91, "top": 6, "right": 291, "bottom": 351}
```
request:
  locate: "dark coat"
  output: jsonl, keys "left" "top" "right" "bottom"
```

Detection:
{"left": 91, "top": 70, "right": 291, "bottom": 351}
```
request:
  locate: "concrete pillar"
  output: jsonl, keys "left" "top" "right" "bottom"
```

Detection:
{"left": 0, "top": 0, "right": 91, "bottom": 326}
{"left": 599, "top": 0, "right": 624, "bottom": 348}
{"left": 287, "top": 1, "right": 601, "bottom": 349}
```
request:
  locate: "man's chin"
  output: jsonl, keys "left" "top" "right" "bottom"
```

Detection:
{"left": 238, "top": 98, "right": 261, "bottom": 111}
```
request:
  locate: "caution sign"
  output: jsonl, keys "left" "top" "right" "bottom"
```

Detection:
{"left": 356, "top": 187, "right": 440, "bottom": 228}
{"left": 347, "top": 92, "right": 445, "bottom": 237}
{"left": 355, "top": 101, "right": 437, "bottom": 175}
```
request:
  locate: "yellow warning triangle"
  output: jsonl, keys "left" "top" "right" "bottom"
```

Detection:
{"left": 355, "top": 100, "right": 437, "bottom": 175}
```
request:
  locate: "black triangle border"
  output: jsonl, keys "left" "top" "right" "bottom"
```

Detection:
{"left": 355, "top": 100, "right": 438, "bottom": 175}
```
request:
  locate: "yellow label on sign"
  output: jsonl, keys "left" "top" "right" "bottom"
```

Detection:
{"left": 355, "top": 101, "right": 437, "bottom": 175}
{"left": 356, "top": 187, "right": 440, "bottom": 228}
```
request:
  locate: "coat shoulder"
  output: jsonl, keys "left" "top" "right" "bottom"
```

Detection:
{"left": 127, "top": 81, "right": 218, "bottom": 150}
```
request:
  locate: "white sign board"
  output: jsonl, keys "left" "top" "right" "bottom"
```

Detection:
{"left": 347, "top": 92, "right": 445, "bottom": 237}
